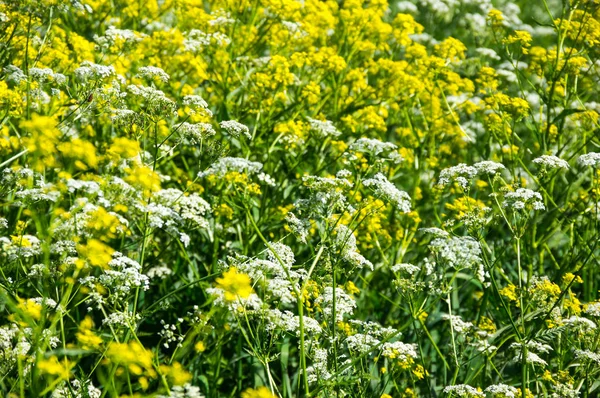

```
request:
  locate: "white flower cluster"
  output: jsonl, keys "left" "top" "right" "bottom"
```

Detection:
{"left": 184, "top": 29, "right": 231, "bottom": 52}
{"left": 575, "top": 349, "right": 600, "bottom": 365}
{"left": 484, "top": 384, "right": 518, "bottom": 397}
{"left": 302, "top": 174, "right": 353, "bottom": 192}
{"left": 381, "top": 341, "right": 418, "bottom": 362}
{"left": 578, "top": 152, "right": 600, "bottom": 167}
{"left": 510, "top": 340, "right": 552, "bottom": 366}
{"left": 315, "top": 287, "right": 357, "bottom": 322}
{"left": 199, "top": 157, "right": 264, "bottom": 178}
{"left": 74, "top": 61, "right": 116, "bottom": 82}
{"left": 28, "top": 67, "right": 66, "bottom": 84}
{"left": 533, "top": 155, "right": 570, "bottom": 170}
{"left": 0, "top": 235, "right": 42, "bottom": 261}
{"left": 502, "top": 188, "right": 545, "bottom": 211}
{"left": 94, "top": 26, "right": 144, "bottom": 49}
{"left": 153, "top": 188, "right": 212, "bottom": 230}
{"left": 349, "top": 138, "right": 397, "bottom": 156}
{"left": 474, "top": 161, "right": 506, "bottom": 175}
{"left": 585, "top": 301, "right": 600, "bottom": 317}
{"left": 14, "top": 184, "right": 61, "bottom": 205}
{"left": 363, "top": 173, "right": 411, "bottom": 213}
{"left": 307, "top": 118, "right": 341, "bottom": 138}
{"left": 438, "top": 164, "right": 477, "bottom": 189}
{"left": 429, "top": 235, "right": 486, "bottom": 283}
{"left": 345, "top": 333, "right": 381, "bottom": 354}
{"left": 156, "top": 384, "right": 205, "bottom": 398}
{"left": 127, "top": 84, "right": 177, "bottom": 116}
{"left": 220, "top": 120, "right": 251, "bottom": 139}
{"left": 285, "top": 212, "right": 310, "bottom": 243}
{"left": 4, "top": 65, "right": 27, "bottom": 85}
{"left": 51, "top": 380, "right": 101, "bottom": 398}
{"left": 80, "top": 252, "right": 149, "bottom": 305}
{"left": 391, "top": 263, "right": 420, "bottom": 275}
{"left": 136, "top": 66, "right": 170, "bottom": 82}
{"left": 101, "top": 310, "right": 141, "bottom": 326}
{"left": 335, "top": 225, "right": 373, "bottom": 271}
{"left": 563, "top": 316, "right": 597, "bottom": 333}
{"left": 177, "top": 122, "right": 216, "bottom": 144}
{"left": 348, "top": 138, "right": 402, "bottom": 163}
{"left": 443, "top": 384, "right": 485, "bottom": 398}
{"left": 438, "top": 161, "right": 505, "bottom": 189}
{"left": 267, "top": 309, "right": 322, "bottom": 336}
{"left": 306, "top": 347, "right": 331, "bottom": 384}
{"left": 442, "top": 314, "right": 474, "bottom": 333}
{"left": 111, "top": 109, "right": 140, "bottom": 125}
{"left": 183, "top": 95, "right": 212, "bottom": 116}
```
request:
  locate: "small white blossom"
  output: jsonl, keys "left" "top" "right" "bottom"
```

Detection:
{"left": 533, "top": 155, "right": 570, "bottom": 170}
{"left": 363, "top": 173, "right": 411, "bottom": 213}
{"left": 220, "top": 120, "right": 251, "bottom": 139}
{"left": 578, "top": 152, "right": 600, "bottom": 167}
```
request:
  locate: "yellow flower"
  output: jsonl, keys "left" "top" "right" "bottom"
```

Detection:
{"left": 194, "top": 341, "right": 206, "bottom": 353}
{"left": 108, "top": 137, "right": 141, "bottom": 160}
{"left": 13, "top": 298, "right": 42, "bottom": 321}
{"left": 76, "top": 316, "right": 103, "bottom": 349}
{"left": 215, "top": 267, "right": 254, "bottom": 301}
{"left": 500, "top": 284, "right": 518, "bottom": 303}
{"left": 106, "top": 341, "right": 157, "bottom": 378}
{"left": 38, "top": 356, "right": 72, "bottom": 380}
{"left": 57, "top": 138, "right": 98, "bottom": 169}
{"left": 77, "top": 239, "right": 114, "bottom": 269}
{"left": 487, "top": 9, "right": 504, "bottom": 28}
{"left": 241, "top": 386, "right": 276, "bottom": 398}
{"left": 562, "top": 273, "right": 583, "bottom": 285}
{"left": 124, "top": 164, "right": 162, "bottom": 193}
{"left": 159, "top": 362, "right": 192, "bottom": 386}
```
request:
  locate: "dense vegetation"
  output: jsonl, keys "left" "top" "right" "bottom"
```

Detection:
{"left": 1, "top": 0, "right": 600, "bottom": 397}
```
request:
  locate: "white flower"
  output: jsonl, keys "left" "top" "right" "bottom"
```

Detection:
{"left": 220, "top": 120, "right": 251, "bottom": 139}
{"left": 177, "top": 122, "right": 216, "bottom": 143}
{"left": 183, "top": 95, "right": 213, "bottom": 117}
{"left": 533, "top": 155, "right": 570, "bottom": 170}
{"left": 502, "top": 188, "right": 545, "bottom": 211}
{"left": 349, "top": 138, "right": 398, "bottom": 158}
{"left": 442, "top": 315, "right": 474, "bottom": 333}
{"left": 443, "top": 385, "right": 485, "bottom": 398}
{"left": 307, "top": 118, "right": 341, "bottom": 138}
{"left": 335, "top": 225, "right": 373, "bottom": 271}
{"left": 75, "top": 61, "right": 116, "bottom": 81}
{"left": 345, "top": 333, "right": 380, "bottom": 354}
{"left": 391, "top": 263, "right": 420, "bottom": 275}
{"left": 438, "top": 163, "right": 478, "bottom": 189}
{"left": 285, "top": 212, "right": 310, "bottom": 244}
{"left": 473, "top": 161, "right": 505, "bottom": 175}
{"left": 578, "top": 152, "right": 600, "bottom": 167}
{"left": 381, "top": 341, "right": 418, "bottom": 362}
{"left": 484, "top": 384, "right": 518, "bottom": 397}
{"left": 575, "top": 349, "right": 600, "bottom": 364}
{"left": 199, "top": 157, "right": 264, "bottom": 178}
{"left": 137, "top": 66, "right": 170, "bottom": 82}
{"left": 316, "top": 287, "right": 357, "bottom": 322}
{"left": 363, "top": 173, "right": 411, "bottom": 213}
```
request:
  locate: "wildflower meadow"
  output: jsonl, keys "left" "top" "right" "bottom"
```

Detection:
{"left": 2, "top": 0, "right": 600, "bottom": 397}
